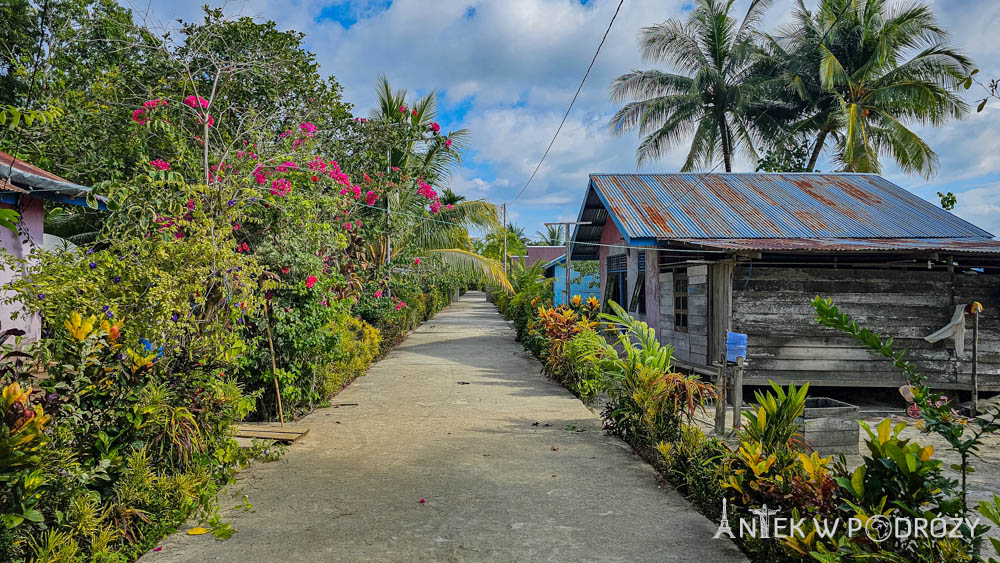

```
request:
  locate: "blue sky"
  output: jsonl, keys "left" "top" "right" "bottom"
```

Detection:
{"left": 126, "top": 0, "right": 1000, "bottom": 240}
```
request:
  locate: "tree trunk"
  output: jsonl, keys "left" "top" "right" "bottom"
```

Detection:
{"left": 720, "top": 115, "right": 733, "bottom": 172}
{"left": 807, "top": 129, "right": 828, "bottom": 172}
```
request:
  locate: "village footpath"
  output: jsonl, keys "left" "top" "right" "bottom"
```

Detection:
{"left": 142, "top": 292, "right": 745, "bottom": 562}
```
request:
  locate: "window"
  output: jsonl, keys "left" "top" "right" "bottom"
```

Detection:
{"left": 673, "top": 271, "right": 688, "bottom": 331}
{"left": 604, "top": 254, "right": 627, "bottom": 312}
{"left": 629, "top": 252, "right": 646, "bottom": 315}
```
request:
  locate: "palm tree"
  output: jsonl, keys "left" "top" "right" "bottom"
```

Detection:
{"left": 373, "top": 74, "right": 470, "bottom": 183}
{"left": 439, "top": 188, "right": 466, "bottom": 206}
{"left": 535, "top": 225, "right": 564, "bottom": 246}
{"left": 765, "top": 0, "right": 971, "bottom": 176}
{"left": 506, "top": 222, "right": 529, "bottom": 245}
{"left": 609, "top": 0, "right": 772, "bottom": 170}
{"left": 367, "top": 76, "right": 510, "bottom": 291}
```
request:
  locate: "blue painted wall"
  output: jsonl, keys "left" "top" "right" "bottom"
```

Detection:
{"left": 550, "top": 262, "right": 599, "bottom": 306}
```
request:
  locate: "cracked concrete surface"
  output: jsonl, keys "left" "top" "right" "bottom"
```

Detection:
{"left": 141, "top": 292, "right": 746, "bottom": 562}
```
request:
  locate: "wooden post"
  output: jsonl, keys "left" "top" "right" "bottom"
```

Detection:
{"left": 564, "top": 224, "right": 572, "bottom": 305}
{"left": 732, "top": 356, "right": 744, "bottom": 432}
{"left": 502, "top": 203, "right": 507, "bottom": 275}
{"left": 714, "top": 362, "right": 727, "bottom": 435}
{"left": 972, "top": 310, "right": 980, "bottom": 417}
{"left": 265, "top": 307, "right": 285, "bottom": 427}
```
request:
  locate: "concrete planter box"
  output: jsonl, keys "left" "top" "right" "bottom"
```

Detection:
{"left": 798, "top": 398, "right": 860, "bottom": 456}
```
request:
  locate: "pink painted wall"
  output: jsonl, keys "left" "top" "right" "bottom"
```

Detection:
{"left": 597, "top": 220, "right": 623, "bottom": 304}
{"left": 0, "top": 198, "right": 43, "bottom": 340}
{"left": 595, "top": 219, "right": 660, "bottom": 334}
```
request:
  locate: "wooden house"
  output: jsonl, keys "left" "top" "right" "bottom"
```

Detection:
{"left": 570, "top": 173, "right": 1000, "bottom": 391}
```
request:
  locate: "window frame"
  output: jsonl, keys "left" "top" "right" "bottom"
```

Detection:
{"left": 673, "top": 271, "right": 689, "bottom": 332}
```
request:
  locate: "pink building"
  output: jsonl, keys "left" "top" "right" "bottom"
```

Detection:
{"left": 0, "top": 151, "right": 105, "bottom": 340}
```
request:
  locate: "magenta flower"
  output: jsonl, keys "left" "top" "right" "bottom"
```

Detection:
{"left": 399, "top": 105, "right": 408, "bottom": 113}
{"left": 365, "top": 190, "right": 378, "bottom": 206}
{"left": 276, "top": 161, "right": 298, "bottom": 173}
{"left": 396, "top": 301, "right": 407, "bottom": 311}
{"left": 306, "top": 276, "right": 318, "bottom": 289}
{"left": 131, "top": 108, "right": 147, "bottom": 124}
{"left": 183, "top": 95, "right": 209, "bottom": 109}
{"left": 445, "top": 138, "right": 453, "bottom": 149}
{"left": 150, "top": 159, "right": 170, "bottom": 170}
{"left": 300, "top": 122, "right": 318, "bottom": 134}
{"left": 414, "top": 258, "right": 421, "bottom": 265}
{"left": 374, "top": 289, "right": 383, "bottom": 298}
{"left": 270, "top": 178, "right": 292, "bottom": 196}
{"left": 429, "top": 122, "right": 440, "bottom": 133}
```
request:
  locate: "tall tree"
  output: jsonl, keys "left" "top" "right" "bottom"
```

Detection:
{"left": 764, "top": 0, "right": 972, "bottom": 176}
{"left": 609, "top": 0, "right": 771, "bottom": 171}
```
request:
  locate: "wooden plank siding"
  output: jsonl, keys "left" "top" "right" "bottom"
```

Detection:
{"left": 730, "top": 266, "right": 1000, "bottom": 390}
{"left": 659, "top": 265, "right": 710, "bottom": 366}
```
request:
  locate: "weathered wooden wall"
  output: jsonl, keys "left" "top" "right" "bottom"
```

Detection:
{"left": 659, "top": 264, "right": 709, "bottom": 366}
{"left": 730, "top": 266, "right": 1000, "bottom": 390}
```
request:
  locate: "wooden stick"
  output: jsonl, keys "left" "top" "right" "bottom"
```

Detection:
{"left": 972, "top": 310, "right": 979, "bottom": 417}
{"left": 732, "top": 356, "right": 744, "bottom": 432}
{"left": 264, "top": 307, "right": 285, "bottom": 428}
{"left": 714, "top": 361, "right": 727, "bottom": 435}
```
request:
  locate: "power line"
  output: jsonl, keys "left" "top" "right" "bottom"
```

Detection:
{"left": 508, "top": 0, "right": 625, "bottom": 205}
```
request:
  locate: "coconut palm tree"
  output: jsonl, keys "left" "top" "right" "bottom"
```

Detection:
{"left": 439, "top": 188, "right": 466, "bottom": 206}
{"left": 764, "top": 0, "right": 971, "bottom": 176}
{"left": 535, "top": 225, "right": 564, "bottom": 246}
{"left": 367, "top": 76, "right": 510, "bottom": 291}
{"left": 609, "top": 0, "right": 772, "bottom": 170}
{"left": 372, "top": 74, "right": 470, "bottom": 183}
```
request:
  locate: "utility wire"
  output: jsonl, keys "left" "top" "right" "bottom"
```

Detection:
{"left": 508, "top": 0, "right": 625, "bottom": 205}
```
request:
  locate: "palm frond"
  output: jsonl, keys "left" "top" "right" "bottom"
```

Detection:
{"left": 427, "top": 249, "right": 512, "bottom": 293}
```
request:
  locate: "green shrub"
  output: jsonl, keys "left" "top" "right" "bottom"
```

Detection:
{"left": 561, "top": 329, "right": 604, "bottom": 402}
{"left": 318, "top": 314, "right": 381, "bottom": 399}
{"left": 740, "top": 381, "right": 809, "bottom": 455}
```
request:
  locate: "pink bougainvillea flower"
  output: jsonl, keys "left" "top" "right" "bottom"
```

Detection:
{"left": 429, "top": 201, "right": 442, "bottom": 214}
{"left": 300, "top": 122, "right": 318, "bottom": 135}
{"left": 418, "top": 498, "right": 425, "bottom": 504}
{"left": 131, "top": 108, "right": 147, "bottom": 124}
{"left": 412, "top": 109, "right": 417, "bottom": 116}
{"left": 446, "top": 204, "right": 454, "bottom": 210}
{"left": 374, "top": 289, "right": 383, "bottom": 298}
{"left": 306, "top": 276, "right": 318, "bottom": 289}
{"left": 414, "top": 258, "right": 421, "bottom": 265}
{"left": 183, "top": 95, "right": 209, "bottom": 109}
{"left": 363, "top": 173, "right": 371, "bottom": 183}
{"left": 342, "top": 221, "right": 353, "bottom": 230}
{"left": 429, "top": 122, "right": 440, "bottom": 133}
{"left": 142, "top": 99, "right": 167, "bottom": 109}
{"left": 391, "top": 166, "right": 400, "bottom": 172}
{"left": 365, "top": 190, "right": 378, "bottom": 206}
{"left": 445, "top": 138, "right": 452, "bottom": 149}
{"left": 276, "top": 161, "right": 297, "bottom": 173}
{"left": 270, "top": 178, "right": 292, "bottom": 197}
{"left": 356, "top": 220, "right": 362, "bottom": 228}
{"left": 150, "top": 159, "right": 170, "bottom": 170}
{"left": 307, "top": 157, "right": 327, "bottom": 171}
{"left": 232, "top": 223, "right": 242, "bottom": 231}
{"left": 281, "top": 266, "right": 290, "bottom": 274}
{"left": 396, "top": 301, "right": 407, "bottom": 311}
{"left": 321, "top": 300, "right": 328, "bottom": 306}
{"left": 197, "top": 113, "right": 215, "bottom": 127}
{"left": 187, "top": 198, "right": 196, "bottom": 211}
{"left": 399, "top": 105, "right": 407, "bottom": 113}
{"left": 154, "top": 547, "right": 163, "bottom": 552}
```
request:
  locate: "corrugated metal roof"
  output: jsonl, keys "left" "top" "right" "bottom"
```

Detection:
{"left": 673, "top": 237, "right": 1000, "bottom": 254}
{"left": 0, "top": 150, "right": 91, "bottom": 197}
{"left": 589, "top": 173, "right": 994, "bottom": 240}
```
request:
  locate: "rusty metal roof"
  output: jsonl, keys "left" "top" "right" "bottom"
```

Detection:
{"left": 587, "top": 173, "right": 993, "bottom": 240}
{"left": 672, "top": 237, "right": 1000, "bottom": 254}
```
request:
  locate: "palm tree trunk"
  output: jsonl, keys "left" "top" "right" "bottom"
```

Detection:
{"left": 807, "top": 130, "right": 828, "bottom": 172}
{"left": 720, "top": 115, "right": 733, "bottom": 172}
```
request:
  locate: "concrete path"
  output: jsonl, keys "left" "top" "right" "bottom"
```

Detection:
{"left": 144, "top": 292, "right": 745, "bottom": 562}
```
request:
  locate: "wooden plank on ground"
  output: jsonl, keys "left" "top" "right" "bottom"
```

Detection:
{"left": 236, "top": 423, "right": 309, "bottom": 444}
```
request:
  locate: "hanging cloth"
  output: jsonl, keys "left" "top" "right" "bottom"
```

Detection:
{"left": 924, "top": 304, "right": 968, "bottom": 355}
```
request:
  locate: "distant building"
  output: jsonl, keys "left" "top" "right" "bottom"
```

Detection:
{"left": 524, "top": 245, "right": 565, "bottom": 268}
{"left": 542, "top": 254, "right": 599, "bottom": 306}
{"left": 0, "top": 151, "right": 106, "bottom": 340}
{"left": 571, "top": 172, "right": 1000, "bottom": 390}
